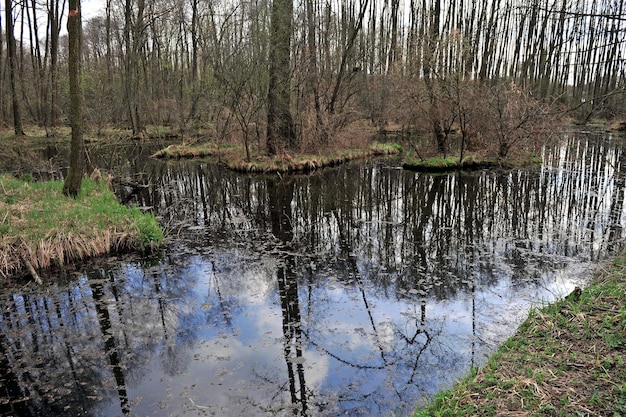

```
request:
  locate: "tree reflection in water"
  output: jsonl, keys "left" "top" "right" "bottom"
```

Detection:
{"left": 269, "top": 177, "right": 309, "bottom": 415}
{"left": 1, "top": 130, "right": 626, "bottom": 416}
{"left": 89, "top": 276, "right": 130, "bottom": 415}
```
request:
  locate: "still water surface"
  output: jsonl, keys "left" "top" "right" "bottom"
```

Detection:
{"left": 1, "top": 130, "right": 626, "bottom": 416}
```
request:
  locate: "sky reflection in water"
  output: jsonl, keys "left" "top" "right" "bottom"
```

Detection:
{"left": 1, "top": 130, "right": 626, "bottom": 416}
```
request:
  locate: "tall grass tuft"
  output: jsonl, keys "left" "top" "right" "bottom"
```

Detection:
{"left": 0, "top": 174, "right": 163, "bottom": 280}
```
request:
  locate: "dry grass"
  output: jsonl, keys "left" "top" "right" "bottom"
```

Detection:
{"left": 149, "top": 118, "right": 404, "bottom": 173}
{"left": 225, "top": 142, "right": 401, "bottom": 173}
{"left": 0, "top": 174, "right": 162, "bottom": 281}
{"left": 151, "top": 141, "right": 222, "bottom": 159}
{"left": 151, "top": 139, "right": 402, "bottom": 173}
{"left": 402, "top": 150, "right": 543, "bottom": 172}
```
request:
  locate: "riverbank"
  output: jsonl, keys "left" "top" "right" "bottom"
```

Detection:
{"left": 0, "top": 173, "right": 163, "bottom": 283}
{"left": 414, "top": 254, "right": 626, "bottom": 416}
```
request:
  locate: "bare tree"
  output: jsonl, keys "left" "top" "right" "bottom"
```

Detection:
{"left": 5, "top": 0, "right": 24, "bottom": 136}
{"left": 63, "top": 0, "right": 84, "bottom": 197}
{"left": 123, "top": 0, "right": 145, "bottom": 136}
{"left": 48, "top": 0, "right": 65, "bottom": 128}
{"left": 327, "top": 0, "right": 369, "bottom": 115}
{"left": 267, "top": 0, "right": 297, "bottom": 155}
{"left": 305, "top": 0, "right": 325, "bottom": 141}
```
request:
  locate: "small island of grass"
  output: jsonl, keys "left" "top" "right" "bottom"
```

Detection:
{"left": 0, "top": 173, "right": 163, "bottom": 283}
{"left": 402, "top": 151, "right": 543, "bottom": 172}
{"left": 151, "top": 136, "right": 544, "bottom": 174}
{"left": 152, "top": 141, "right": 403, "bottom": 173}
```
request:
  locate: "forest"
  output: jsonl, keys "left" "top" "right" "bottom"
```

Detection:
{"left": 1, "top": 0, "right": 625, "bottom": 158}
{"left": 1, "top": 2, "right": 626, "bottom": 415}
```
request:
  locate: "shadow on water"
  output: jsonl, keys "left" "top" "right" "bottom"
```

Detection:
{"left": 1, "top": 129, "right": 626, "bottom": 416}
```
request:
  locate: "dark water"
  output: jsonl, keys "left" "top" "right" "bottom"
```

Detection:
{"left": 1, "top": 130, "right": 626, "bottom": 416}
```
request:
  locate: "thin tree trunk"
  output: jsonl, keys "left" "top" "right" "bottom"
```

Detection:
{"left": 0, "top": 9, "right": 4, "bottom": 124}
{"left": 327, "top": 0, "right": 369, "bottom": 114}
{"left": 423, "top": 0, "right": 445, "bottom": 153}
{"left": 63, "top": 0, "right": 84, "bottom": 198}
{"left": 27, "top": 0, "right": 45, "bottom": 124}
{"left": 124, "top": 0, "right": 142, "bottom": 135}
{"left": 478, "top": 0, "right": 499, "bottom": 80}
{"left": 5, "top": 0, "right": 24, "bottom": 136}
{"left": 49, "top": 0, "right": 63, "bottom": 127}
{"left": 187, "top": 0, "right": 199, "bottom": 121}
{"left": 106, "top": 0, "right": 112, "bottom": 75}
{"left": 306, "top": 0, "right": 325, "bottom": 141}
{"left": 267, "top": 0, "right": 297, "bottom": 155}
{"left": 387, "top": 0, "right": 400, "bottom": 73}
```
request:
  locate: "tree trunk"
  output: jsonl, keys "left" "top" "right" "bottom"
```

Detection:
{"left": 267, "top": 0, "right": 297, "bottom": 155}
{"left": 63, "top": 0, "right": 84, "bottom": 198}
{"left": 5, "top": 0, "right": 25, "bottom": 136}
{"left": 387, "top": 0, "right": 400, "bottom": 73}
{"left": 187, "top": 0, "right": 200, "bottom": 121}
{"left": 478, "top": 0, "right": 499, "bottom": 80}
{"left": 306, "top": 0, "right": 325, "bottom": 141}
{"left": 49, "top": 0, "right": 62, "bottom": 127}
{"left": 0, "top": 10, "right": 4, "bottom": 124}
{"left": 327, "top": 0, "right": 368, "bottom": 115}
{"left": 124, "top": 0, "right": 143, "bottom": 135}
{"left": 106, "top": 0, "right": 112, "bottom": 74}
{"left": 27, "top": 0, "right": 45, "bottom": 124}
{"left": 423, "top": 0, "right": 446, "bottom": 153}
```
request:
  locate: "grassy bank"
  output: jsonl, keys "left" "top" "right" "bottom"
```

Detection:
{"left": 402, "top": 152, "right": 543, "bottom": 172}
{"left": 414, "top": 256, "right": 626, "bottom": 416}
{"left": 0, "top": 173, "right": 163, "bottom": 282}
{"left": 152, "top": 142, "right": 402, "bottom": 172}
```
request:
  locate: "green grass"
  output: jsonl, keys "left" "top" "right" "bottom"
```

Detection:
{"left": 0, "top": 174, "right": 163, "bottom": 280}
{"left": 402, "top": 152, "right": 542, "bottom": 172}
{"left": 413, "top": 258, "right": 626, "bottom": 416}
{"left": 403, "top": 155, "right": 463, "bottom": 171}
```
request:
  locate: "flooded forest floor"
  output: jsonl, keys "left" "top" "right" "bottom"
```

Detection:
{"left": 1, "top": 124, "right": 625, "bottom": 415}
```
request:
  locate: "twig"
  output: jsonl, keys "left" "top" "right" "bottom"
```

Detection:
{"left": 187, "top": 396, "right": 211, "bottom": 411}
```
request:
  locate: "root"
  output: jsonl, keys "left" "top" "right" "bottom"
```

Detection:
{"left": 23, "top": 258, "right": 43, "bottom": 285}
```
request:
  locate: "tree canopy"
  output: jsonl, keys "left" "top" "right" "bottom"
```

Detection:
{"left": 0, "top": 0, "right": 624, "bottom": 152}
